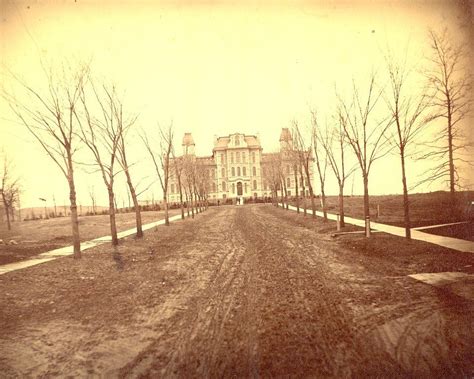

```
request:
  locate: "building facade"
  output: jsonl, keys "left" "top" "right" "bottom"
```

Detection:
{"left": 168, "top": 128, "right": 314, "bottom": 203}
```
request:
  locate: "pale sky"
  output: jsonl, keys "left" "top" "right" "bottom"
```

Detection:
{"left": 1, "top": 0, "right": 473, "bottom": 208}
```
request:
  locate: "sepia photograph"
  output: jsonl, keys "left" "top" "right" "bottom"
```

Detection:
{"left": 0, "top": 0, "right": 473, "bottom": 377}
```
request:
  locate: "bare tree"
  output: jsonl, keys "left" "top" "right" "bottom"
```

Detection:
{"left": 182, "top": 154, "right": 197, "bottom": 218}
{"left": 311, "top": 111, "right": 329, "bottom": 221}
{"left": 88, "top": 185, "right": 97, "bottom": 214}
{"left": 385, "top": 53, "right": 435, "bottom": 238}
{"left": 293, "top": 121, "right": 316, "bottom": 217}
{"left": 141, "top": 123, "right": 174, "bottom": 226}
{"left": 77, "top": 83, "right": 124, "bottom": 246}
{"left": 171, "top": 151, "right": 185, "bottom": 220}
{"left": 338, "top": 73, "right": 392, "bottom": 230}
{"left": 116, "top": 109, "right": 143, "bottom": 238}
{"left": 3, "top": 64, "right": 88, "bottom": 258}
{"left": 318, "top": 107, "right": 356, "bottom": 227}
{"left": 0, "top": 154, "right": 20, "bottom": 230}
{"left": 422, "top": 29, "right": 472, "bottom": 206}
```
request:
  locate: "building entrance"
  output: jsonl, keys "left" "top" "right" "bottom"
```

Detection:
{"left": 237, "top": 182, "right": 243, "bottom": 196}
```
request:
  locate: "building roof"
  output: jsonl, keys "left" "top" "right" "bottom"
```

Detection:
{"left": 279, "top": 128, "right": 292, "bottom": 142}
{"left": 182, "top": 133, "right": 195, "bottom": 146}
{"left": 213, "top": 133, "right": 261, "bottom": 150}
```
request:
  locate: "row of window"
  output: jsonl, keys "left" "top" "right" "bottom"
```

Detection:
{"left": 220, "top": 166, "right": 258, "bottom": 178}
{"left": 220, "top": 151, "right": 258, "bottom": 164}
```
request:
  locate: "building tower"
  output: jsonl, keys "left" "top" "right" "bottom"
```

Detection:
{"left": 279, "top": 128, "right": 293, "bottom": 151}
{"left": 182, "top": 132, "right": 195, "bottom": 155}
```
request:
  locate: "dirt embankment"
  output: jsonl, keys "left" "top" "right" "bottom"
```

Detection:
{"left": 0, "top": 205, "right": 473, "bottom": 377}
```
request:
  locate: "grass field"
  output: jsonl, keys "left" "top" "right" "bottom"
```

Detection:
{"left": 292, "top": 191, "right": 474, "bottom": 228}
{"left": 0, "top": 209, "right": 181, "bottom": 264}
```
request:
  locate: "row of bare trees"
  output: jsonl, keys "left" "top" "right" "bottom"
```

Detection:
{"left": 275, "top": 29, "right": 471, "bottom": 239}
{"left": 2, "top": 64, "right": 206, "bottom": 258}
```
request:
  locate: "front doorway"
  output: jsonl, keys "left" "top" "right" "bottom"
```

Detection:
{"left": 237, "top": 182, "right": 243, "bottom": 196}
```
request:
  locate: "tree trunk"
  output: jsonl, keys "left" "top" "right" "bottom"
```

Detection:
{"left": 185, "top": 191, "right": 190, "bottom": 217}
{"left": 108, "top": 187, "right": 119, "bottom": 246}
{"left": 363, "top": 174, "right": 370, "bottom": 221}
{"left": 294, "top": 167, "right": 299, "bottom": 213}
{"left": 190, "top": 191, "right": 195, "bottom": 218}
{"left": 164, "top": 191, "right": 169, "bottom": 226}
{"left": 179, "top": 187, "right": 185, "bottom": 220}
{"left": 125, "top": 170, "right": 143, "bottom": 238}
{"left": 66, "top": 163, "right": 81, "bottom": 258}
{"left": 338, "top": 184, "right": 345, "bottom": 227}
{"left": 320, "top": 184, "right": 327, "bottom": 221}
{"left": 309, "top": 186, "right": 316, "bottom": 218}
{"left": 447, "top": 111, "right": 456, "bottom": 212}
{"left": 400, "top": 153, "right": 411, "bottom": 239}
{"left": 3, "top": 200, "right": 11, "bottom": 230}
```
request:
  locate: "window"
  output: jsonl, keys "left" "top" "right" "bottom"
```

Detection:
{"left": 252, "top": 166, "right": 256, "bottom": 176}
{"left": 212, "top": 182, "right": 216, "bottom": 192}
{"left": 221, "top": 154, "right": 224, "bottom": 164}
{"left": 232, "top": 183, "right": 235, "bottom": 194}
{"left": 222, "top": 181, "right": 226, "bottom": 191}
{"left": 252, "top": 152, "right": 256, "bottom": 163}
{"left": 231, "top": 152, "right": 234, "bottom": 163}
{"left": 243, "top": 167, "right": 246, "bottom": 176}
{"left": 235, "top": 135, "right": 240, "bottom": 146}
{"left": 242, "top": 152, "right": 246, "bottom": 162}
{"left": 170, "top": 183, "right": 175, "bottom": 194}
{"left": 287, "top": 177, "right": 291, "bottom": 187}
{"left": 288, "top": 190, "right": 292, "bottom": 196}
{"left": 237, "top": 167, "right": 241, "bottom": 176}
{"left": 231, "top": 167, "right": 235, "bottom": 176}
{"left": 253, "top": 180, "right": 257, "bottom": 190}
{"left": 236, "top": 152, "right": 240, "bottom": 163}
{"left": 221, "top": 167, "right": 225, "bottom": 177}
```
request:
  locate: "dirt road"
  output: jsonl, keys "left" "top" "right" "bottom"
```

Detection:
{"left": 1, "top": 205, "right": 473, "bottom": 377}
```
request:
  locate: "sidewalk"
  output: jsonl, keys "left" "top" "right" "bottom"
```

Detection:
{"left": 0, "top": 213, "right": 184, "bottom": 275}
{"left": 283, "top": 204, "right": 474, "bottom": 254}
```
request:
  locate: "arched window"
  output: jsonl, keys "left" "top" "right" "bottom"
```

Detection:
{"left": 221, "top": 167, "right": 225, "bottom": 177}
{"left": 253, "top": 180, "right": 257, "bottom": 190}
{"left": 235, "top": 135, "right": 240, "bottom": 146}
{"left": 252, "top": 166, "right": 256, "bottom": 176}
{"left": 242, "top": 152, "right": 246, "bottom": 162}
{"left": 222, "top": 181, "right": 226, "bottom": 191}
{"left": 287, "top": 177, "right": 291, "bottom": 187}
{"left": 232, "top": 183, "right": 235, "bottom": 194}
{"left": 236, "top": 152, "right": 240, "bottom": 163}
{"left": 243, "top": 167, "right": 246, "bottom": 176}
{"left": 237, "top": 167, "right": 241, "bottom": 176}
{"left": 231, "top": 152, "right": 234, "bottom": 163}
{"left": 252, "top": 152, "right": 256, "bottom": 163}
{"left": 231, "top": 167, "right": 235, "bottom": 176}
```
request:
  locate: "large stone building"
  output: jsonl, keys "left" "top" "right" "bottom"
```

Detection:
{"left": 168, "top": 128, "right": 314, "bottom": 203}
